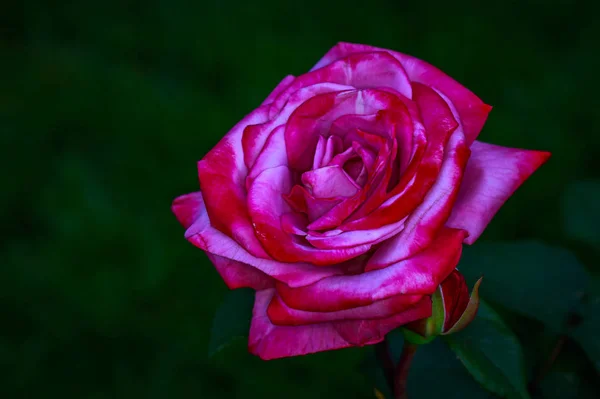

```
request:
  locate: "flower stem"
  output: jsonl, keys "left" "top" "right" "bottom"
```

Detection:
{"left": 394, "top": 342, "right": 418, "bottom": 399}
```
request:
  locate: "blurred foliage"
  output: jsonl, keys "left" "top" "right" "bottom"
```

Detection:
{"left": 1, "top": 0, "right": 599, "bottom": 398}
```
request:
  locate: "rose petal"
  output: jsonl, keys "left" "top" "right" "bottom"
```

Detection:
{"left": 248, "top": 288, "right": 431, "bottom": 360}
{"left": 206, "top": 253, "right": 274, "bottom": 290}
{"left": 446, "top": 141, "right": 551, "bottom": 244}
{"left": 285, "top": 88, "right": 411, "bottom": 171}
{"left": 248, "top": 165, "right": 372, "bottom": 265}
{"left": 276, "top": 227, "right": 467, "bottom": 312}
{"left": 311, "top": 42, "right": 491, "bottom": 144}
{"left": 321, "top": 135, "right": 343, "bottom": 166}
{"left": 280, "top": 212, "right": 308, "bottom": 236}
{"left": 302, "top": 165, "right": 360, "bottom": 198}
{"left": 342, "top": 83, "right": 458, "bottom": 231}
{"left": 174, "top": 191, "right": 344, "bottom": 287}
{"left": 312, "top": 136, "right": 326, "bottom": 169}
{"left": 283, "top": 184, "right": 344, "bottom": 221}
{"left": 306, "top": 217, "right": 405, "bottom": 249}
{"left": 273, "top": 51, "right": 412, "bottom": 113}
{"left": 366, "top": 122, "right": 470, "bottom": 269}
{"left": 243, "top": 82, "right": 354, "bottom": 169}
{"left": 267, "top": 291, "right": 424, "bottom": 326}
{"left": 196, "top": 105, "right": 272, "bottom": 259}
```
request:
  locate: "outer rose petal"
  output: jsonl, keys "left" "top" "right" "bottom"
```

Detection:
{"left": 197, "top": 105, "right": 271, "bottom": 259}
{"left": 445, "top": 141, "right": 551, "bottom": 244}
{"left": 311, "top": 42, "right": 491, "bottom": 144}
{"left": 276, "top": 227, "right": 467, "bottom": 312}
{"left": 272, "top": 51, "right": 412, "bottom": 114}
{"left": 196, "top": 74, "right": 298, "bottom": 258}
{"left": 267, "top": 291, "right": 424, "bottom": 326}
{"left": 248, "top": 289, "right": 432, "bottom": 360}
{"left": 172, "top": 192, "right": 345, "bottom": 287}
{"left": 206, "top": 254, "right": 274, "bottom": 291}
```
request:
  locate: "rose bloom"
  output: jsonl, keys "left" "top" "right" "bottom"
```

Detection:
{"left": 172, "top": 43, "right": 550, "bottom": 360}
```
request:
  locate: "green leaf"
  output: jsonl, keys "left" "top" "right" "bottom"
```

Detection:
{"left": 363, "top": 330, "right": 494, "bottom": 399}
{"left": 458, "top": 241, "right": 587, "bottom": 332}
{"left": 562, "top": 180, "right": 600, "bottom": 248}
{"left": 409, "top": 339, "right": 495, "bottom": 399}
{"left": 207, "top": 288, "right": 254, "bottom": 357}
{"left": 444, "top": 301, "right": 530, "bottom": 399}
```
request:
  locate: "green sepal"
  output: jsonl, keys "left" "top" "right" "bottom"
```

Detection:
{"left": 402, "top": 327, "right": 437, "bottom": 345}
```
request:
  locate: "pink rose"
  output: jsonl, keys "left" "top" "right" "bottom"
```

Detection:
{"left": 172, "top": 42, "right": 550, "bottom": 360}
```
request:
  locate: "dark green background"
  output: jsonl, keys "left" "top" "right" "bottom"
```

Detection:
{"left": 2, "top": 0, "right": 598, "bottom": 397}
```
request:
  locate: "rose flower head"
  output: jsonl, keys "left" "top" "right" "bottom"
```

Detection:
{"left": 172, "top": 42, "right": 550, "bottom": 360}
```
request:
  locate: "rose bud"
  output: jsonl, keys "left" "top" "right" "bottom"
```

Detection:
{"left": 403, "top": 270, "right": 482, "bottom": 344}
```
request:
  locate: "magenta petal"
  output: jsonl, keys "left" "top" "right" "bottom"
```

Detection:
{"left": 243, "top": 82, "right": 354, "bottom": 169}
{"left": 342, "top": 83, "right": 458, "bottom": 231}
{"left": 207, "top": 254, "right": 274, "bottom": 291}
{"left": 248, "top": 289, "right": 431, "bottom": 360}
{"left": 366, "top": 113, "right": 471, "bottom": 269}
{"left": 274, "top": 51, "right": 412, "bottom": 113}
{"left": 302, "top": 165, "right": 360, "bottom": 198}
{"left": 312, "top": 136, "right": 326, "bottom": 169}
{"left": 197, "top": 105, "right": 271, "bottom": 259}
{"left": 446, "top": 141, "right": 551, "bottom": 244}
{"left": 311, "top": 42, "right": 492, "bottom": 144}
{"left": 281, "top": 212, "right": 308, "bottom": 236}
{"left": 285, "top": 88, "right": 407, "bottom": 171}
{"left": 267, "top": 291, "right": 425, "bottom": 325}
{"left": 321, "top": 135, "right": 343, "bottom": 166}
{"left": 246, "top": 125, "right": 287, "bottom": 188}
{"left": 277, "top": 228, "right": 467, "bottom": 312}
{"left": 179, "top": 192, "right": 345, "bottom": 287}
{"left": 306, "top": 217, "right": 405, "bottom": 249}
{"left": 248, "top": 166, "right": 372, "bottom": 265}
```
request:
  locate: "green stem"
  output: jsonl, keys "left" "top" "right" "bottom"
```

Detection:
{"left": 394, "top": 342, "right": 418, "bottom": 399}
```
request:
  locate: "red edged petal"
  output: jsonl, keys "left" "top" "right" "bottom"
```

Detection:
{"left": 342, "top": 83, "right": 458, "bottom": 231}
{"left": 248, "top": 289, "right": 431, "bottom": 360}
{"left": 302, "top": 165, "right": 360, "bottom": 198}
{"left": 446, "top": 141, "right": 551, "bottom": 244}
{"left": 276, "top": 51, "right": 412, "bottom": 112}
{"left": 179, "top": 192, "right": 345, "bottom": 287}
{"left": 366, "top": 117, "right": 470, "bottom": 270}
{"left": 306, "top": 217, "right": 405, "bottom": 249}
{"left": 267, "top": 292, "right": 424, "bottom": 326}
{"left": 247, "top": 165, "right": 372, "bottom": 265}
{"left": 207, "top": 254, "right": 274, "bottom": 291}
{"left": 197, "top": 105, "right": 271, "bottom": 259}
{"left": 311, "top": 42, "right": 491, "bottom": 143}
{"left": 276, "top": 227, "right": 467, "bottom": 312}
{"left": 243, "top": 82, "right": 353, "bottom": 169}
